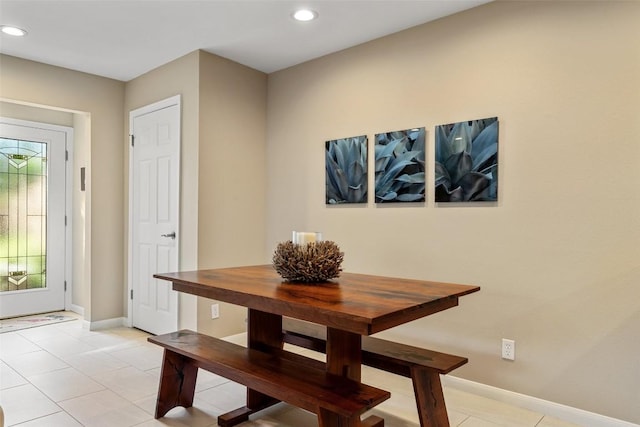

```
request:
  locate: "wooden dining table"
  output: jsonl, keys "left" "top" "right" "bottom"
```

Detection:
{"left": 154, "top": 264, "right": 480, "bottom": 427}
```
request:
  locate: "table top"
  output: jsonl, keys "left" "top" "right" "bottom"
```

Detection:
{"left": 155, "top": 265, "right": 480, "bottom": 335}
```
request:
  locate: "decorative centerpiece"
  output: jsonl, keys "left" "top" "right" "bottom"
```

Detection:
{"left": 273, "top": 232, "right": 344, "bottom": 283}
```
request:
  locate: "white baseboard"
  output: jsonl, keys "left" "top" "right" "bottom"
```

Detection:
{"left": 86, "top": 317, "right": 127, "bottom": 331}
{"left": 68, "top": 304, "right": 84, "bottom": 316}
{"left": 443, "top": 376, "right": 639, "bottom": 427}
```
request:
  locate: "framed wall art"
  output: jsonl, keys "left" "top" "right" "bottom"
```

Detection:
{"left": 374, "top": 127, "right": 425, "bottom": 203}
{"left": 325, "top": 135, "right": 368, "bottom": 204}
{"left": 435, "top": 117, "right": 498, "bottom": 202}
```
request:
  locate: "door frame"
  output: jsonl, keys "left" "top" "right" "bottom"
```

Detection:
{"left": 126, "top": 95, "right": 181, "bottom": 328}
{"left": 0, "top": 116, "right": 73, "bottom": 315}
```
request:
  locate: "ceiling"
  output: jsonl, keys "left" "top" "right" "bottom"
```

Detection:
{"left": 0, "top": 0, "right": 490, "bottom": 82}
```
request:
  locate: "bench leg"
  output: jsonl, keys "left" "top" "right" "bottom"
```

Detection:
{"left": 411, "top": 367, "right": 449, "bottom": 427}
{"left": 154, "top": 350, "right": 198, "bottom": 418}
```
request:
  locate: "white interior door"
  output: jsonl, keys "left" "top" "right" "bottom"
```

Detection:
{"left": 0, "top": 118, "right": 69, "bottom": 318}
{"left": 130, "top": 96, "right": 180, "bottom": 335}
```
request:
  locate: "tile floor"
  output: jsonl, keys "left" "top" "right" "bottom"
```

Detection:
{"left": 0, "top": 313, "right": 582, "bottom": 427}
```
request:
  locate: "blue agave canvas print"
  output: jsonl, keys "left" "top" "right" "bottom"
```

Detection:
{"left": 375, "top": 128, "right": 425, "bottom": 203}
{"left": 325, "top": 135, "right": 367, "bottom": 204}
{"left": 435, "top": 117, "right": 498, "bottom": 202}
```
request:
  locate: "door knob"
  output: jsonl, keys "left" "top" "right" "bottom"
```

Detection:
{"left": 161, "top": 232, "right": 176, "bottom": 239}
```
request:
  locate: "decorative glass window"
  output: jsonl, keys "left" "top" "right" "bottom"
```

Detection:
{"left": 0, "top": 138, "right": 47, "bottom": 292}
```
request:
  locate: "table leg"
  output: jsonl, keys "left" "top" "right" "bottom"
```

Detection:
{"left": 247, "top": 309, "right": 282, "bottom": 408}
{"left": 325, "top": 328, "right": 384, "bottom": 426}
{"left": 326, "top": 327, "right": 362, "bottom": 380}
{"left": 247, "top": 309, "right": 283, "bottom": 352}
{"left": 217, "top": 397, "right": 279, "bottom": 427}
{"left": 318, "top": 409, "right": 359, "bottom": 427}
{"left": 362, "top": 416, "right": 385, "bottom": 427}
{"left": 218, "top": 309, "right": 283, "bottom": 426}
{"left": 317, "top": 413, "right": 385, "bottom": 427}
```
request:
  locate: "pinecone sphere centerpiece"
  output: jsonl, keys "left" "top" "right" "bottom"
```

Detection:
{"left": 272, "top": 240, "right": 344, "bottom": 283}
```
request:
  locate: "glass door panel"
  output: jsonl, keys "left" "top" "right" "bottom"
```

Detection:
{"left": 0, "top": 138, "right": 48, "bottom": 293}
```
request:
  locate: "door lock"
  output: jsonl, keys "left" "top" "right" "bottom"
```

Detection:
{"left": 161, "top": 232, "right": 176, "bottom": 239}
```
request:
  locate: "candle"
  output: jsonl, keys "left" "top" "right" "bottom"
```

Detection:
{"left": 292, "top": 231, "right": 323, "bottom": 245}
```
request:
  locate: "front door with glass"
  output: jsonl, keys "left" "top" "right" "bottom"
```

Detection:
{"left": 0, "top": 119, "right": 68, "bottom": 318}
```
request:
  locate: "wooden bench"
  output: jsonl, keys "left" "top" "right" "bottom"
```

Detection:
{"left": 282, "top": 318, "right": 467, "bottom": 427}
{"left": 149, "top": 330, "right": 390, "bottom": 427}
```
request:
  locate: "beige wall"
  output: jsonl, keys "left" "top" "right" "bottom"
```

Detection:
{"left": 196, "top": 52, "right": 268, "bottom": 337}
{"left": 266, "top": 1, "right": 640, "bottom": 423}
{"left": 0, "top": 102, "right": 74, "bottom": 126}
{"left": 71, "top": 113, "right": 91, "bottom": 314}
{"left": 0, "top": 55, "right": 125, "bottom": 322}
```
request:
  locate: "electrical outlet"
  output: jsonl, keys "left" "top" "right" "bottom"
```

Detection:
{"left": 211, "top": 303, "right": 219, "bottom": 319}
{"left": 502, "top": 338, "right": 515, "bottom": 360}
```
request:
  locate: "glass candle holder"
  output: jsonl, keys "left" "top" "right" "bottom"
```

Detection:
{"left": 292, "top": 231, "right": 323, "bottom": 245}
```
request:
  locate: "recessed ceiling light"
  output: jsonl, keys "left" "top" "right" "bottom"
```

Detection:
{"left": 292, "top": 9, "right": 318, "bottom": 22}
{"left": 1, "top": 25, "right": 28, "bottom": 37}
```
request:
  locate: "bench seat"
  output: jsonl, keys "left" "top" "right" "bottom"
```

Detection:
{"left": 149, "top": 330, "right": 390, "bottom": 427}
{"left": 283, "top": 318, "right": 467, "bottom": 427}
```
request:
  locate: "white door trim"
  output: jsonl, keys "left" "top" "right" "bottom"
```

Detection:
{"left": 127, "top": 95, "right": 181, "bottom": 328}
{"left": 0, "top": 116, "right": 73, "bottom": 315}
